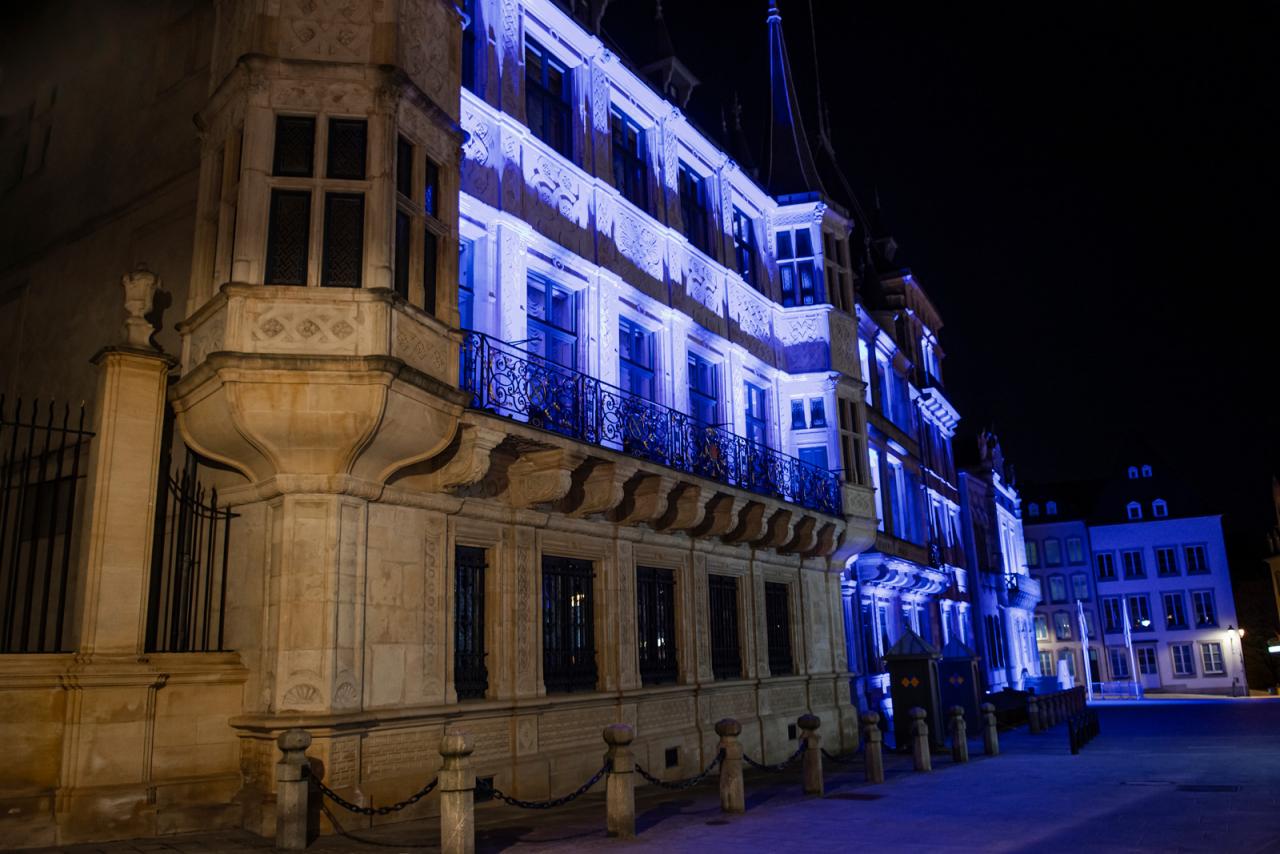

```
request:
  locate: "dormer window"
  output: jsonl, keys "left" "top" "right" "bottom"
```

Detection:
{"left": 1027, "top": 503, "right": 1040, "bottom": 518}
{"left": 1141, "top": 464, "right": 1153, "bottom": 478}
{"left": 1046, "top": 501, "right": 1057, "bottom": 516}
{"left": 1127, "top": 466, "right": 1139, "bottom": 479}
{"left": 1152, "top": 499, "right": 1168, "bottom": 518}
{"left": 776, "top": 227, "right": 822, "bottom": 307}
{"left": 1126, "top": 501, "right": 1142, "bottom": 520}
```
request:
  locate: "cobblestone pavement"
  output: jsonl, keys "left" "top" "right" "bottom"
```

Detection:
{"left": 25, "top": 698, "right": 1280, "bottom": 854}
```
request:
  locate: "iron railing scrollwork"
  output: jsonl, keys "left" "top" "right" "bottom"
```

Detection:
{"left": 460, "top": 332, "right": 842, "bottom": 516}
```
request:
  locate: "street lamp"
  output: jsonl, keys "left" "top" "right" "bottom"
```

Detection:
{"left": 1227, "top": 625, "right": 1247, "bottom": 697}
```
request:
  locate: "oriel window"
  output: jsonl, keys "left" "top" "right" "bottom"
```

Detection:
{"left": 525, "top": 39, "right": 573, "bottom": 159}
{"left": 776, "top": 227, "right": 823, "bottom": 307}
{"left": 732, "top": 207, "right": 758, "bottom": 288}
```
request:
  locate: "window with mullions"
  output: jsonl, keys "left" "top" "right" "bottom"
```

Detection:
{"left": 454, "top": 545, "right": 487, "bottom": 700}
{"left": 392, "top": 135, "right": 444, "bottom": 312}
{"left": 776, "top": 227, "right": 822, "bottom": 306}
{"left": 611, "top": 108, "right": 648, "bottom": 210}
{"left": 1127, "top": 595, "right": 1153, "bottom": 631}
{"left": 618, "top": 318, "right": 655, "bottom": 400}
{"left": 636, "top": 566, "right": 678, "bottom": 685}
{"left": 1184, "top": 544, "right": 1209, "bottom": 574}
{"left": 1053, "top": 611, "right": 1072, "bottom": 640}
{"left": 765, "top": 582, "right": 793, "bottom": 675}
{"left": 525, "top": 39, "right": 573, "bottom": 159}
{"left": 1121, "top": 549, "right": 1145, "bottom": 579}
{"left": 527, "top": 277, "right": 577, "bottom": 368}
{"left": 1072, "top": 572, "right": 1090, "bottom": 601}
{"left": 1096, "top": 552, "right": 1117, "bottom": 581}
{"left": 1163, "top": 591, "right": 1188, "bottom": 629}
{"left": 1200, "top": 642, "right": 1225, "bottom": 675}
{"left": 687, "top": 353, "right": 719, "bottom": 425}
{"left": 1171, "top": 642, "right": 1196, "bottom": 677}
{"left": 1034, "top": 614, "right": 1048, "bottom": 640}
{"left": 542, "top": 555, "right": 596, "bottom": 693}
{"left": 732, "top": 207, "right": 758, "bottom": 287}
{"left": 1102, "top": 597, "right": 1122, "bottom": 633}
{"left": 1155, "top": 546, "right": 1179, "bottom": 576}
{"left": 1191, "top": 590, "right": 1216, "bottom": 627}
{"left": 1108, "top": 647, "right": 1130, "bottom": 679}
{"left": 678, "top": 163, "right": 711, "bottom": 255}
{"left": 458, "top": 239, "right": 475, "bottom": 328}
{"left": 745, "top": 382, "right": 768, "bottom": 447}
{"left": 1044, "top": 538, "right": 1062, "bottom": 566}
{"left": 708, "top": 574, "right": 741, "bottom": 680}
{"left": 1066, "top": 536, "right": 1085, "bottom": 564}
{"left": 1049, "top": 575, "right": 1067, "bottom": 603}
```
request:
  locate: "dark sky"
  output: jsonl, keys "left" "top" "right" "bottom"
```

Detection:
{"left": 606, "top": 0, "right": 1280, "bottom": 538}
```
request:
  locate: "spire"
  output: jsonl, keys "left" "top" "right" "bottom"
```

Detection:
{"left": 765, "top": 0, "right": 825, "bottom": 198}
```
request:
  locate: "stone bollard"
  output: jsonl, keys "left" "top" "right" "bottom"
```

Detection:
{"left": 861, "top": 713, "right": 885, "bottom": 784}
{"left": 715, "top": 718, "right": 745, "bottom": 814}
{"left": 981, "top": 703, "right": 1000, "bottom": 756}
{"left": 602, "top": 724, "right": 636, "bottom": 839}
{"left": 798, "top": 713, "right": 823, "bottom": 796}
{"left": 275, "top": 729, "right": 312, "bottom": 851}
{"left": 439, "top": 729, "right": 476, "bottom": 854}
{"left": 909, "top": 708, "right": 932, "bottom": 772}
{"left": 949, "top": 707, "right": 969, "bottom": 764}
{"left": 1028, "top": 696, "right": 1042, "bottom": 734}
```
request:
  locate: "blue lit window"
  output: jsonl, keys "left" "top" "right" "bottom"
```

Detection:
{"left": 1108, "top": 647, "right": 1130, "bottom": 679}
{"left": 1184, "top": 544, "right": 1209, "bottom": 574}
{"left": 744, "top": 382, "right": 768, "bottom": 448}
{"left": 1071, "top": 572, "right": 1090, "bottom": 601}
{"left": 798, "top": 446, "right": 828, "bottom": 471}
{"left": 732, "top": 207, "right": 758, "bottom": 288}
{"left": 526, "top": 276, "right": 577, "bottom": 368}
{"left": 1152, "top": 498, "right": 1168, "bottom": 518}
{"left": 776, "top": 227, "right": 823, "bottom": 307}
{"left": 678, "top": 163, "right": 710, "bottom": 255}
{"left": 1121, "top": 549, "right": 1144, "bottom": 579}
{"left": 1191, "top": 590, "right": 1216, "bottom": 627}
{"left": 1049, "top": 575, "right": 1067, "bottom": 603}
{"left": 790, "top": 399, "right": 806, "bottom": 430}
{"left": 525, "top": 39, "right": 573, "bottom": 160}
{"left": 687, "top": 353, "right": 718, "bottom": 426}
{"left": 1027, "top": 502, "right": 1040, "bottom": 517}
{"left": 458, "top": 239, "right": 475, "bottom": 329}
{"left": 1127, "top": 595, "right": 1153, "bottom": 630}
{"left": 809, "top": 398, "right": 826, "bottom": 428}
{"left": 618, "top": 318, "right": 654, "bottom": 401}
{"left": 611, "top": 108, "right": 648, "bottom": 211}
{"left": 1126, "top": 501, "right": 1142, "bottom": 520}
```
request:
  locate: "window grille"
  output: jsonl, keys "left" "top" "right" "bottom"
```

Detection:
{"left": 542, "top": 555, "right": 596, "bottom": 693}
{"left": 637, "top": 566, "right": 677, "bottom": 685}
{"left": 765, "top": 582, "right": 793, "bottom": 675}
{"left": 454, "top": 545, "right": 488, "bottom": 700}
{"left": 708, "top": 574, "right": 741, "bottom": 680}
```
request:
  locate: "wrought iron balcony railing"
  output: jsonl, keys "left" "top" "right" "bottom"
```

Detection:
{"left": 460, "top": 332, "right": 842, "bottom": 517}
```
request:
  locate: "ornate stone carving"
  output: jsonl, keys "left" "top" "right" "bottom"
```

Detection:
{"left": 247, "top": 305, "right": 364, "bottom": 354}
{"left": 654, "top": 482, "right": 704, "bottom": 532}
{"left": 506, "top": 448, "right": 588, "bottom": 508}
{"left": 613, "top": 204, "right": 663, "bottom": 279}
{"left": 609, "top": 472, "right": 677, "bottom": 525}
{"left": 186, "top": 310, "right": 225, "bottom": 369}
{"left": 121, "top": 267, "right": 159, "bottom": 349}
{"left": 753, "top": 508, "right": 795, "bottom": 550}
{"left": 728, "top": 279, "right": 771, "bottom": 343}
{"left": 722, "top": 501, "right": 767, "bottom": 544}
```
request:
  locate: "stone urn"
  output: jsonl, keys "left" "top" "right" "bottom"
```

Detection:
{"left": 121, "top": 266, "right": 159, "bottom": 349}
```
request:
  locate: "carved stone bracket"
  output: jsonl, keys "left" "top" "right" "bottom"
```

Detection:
{"left": 753, "top": 509, "right": 795, "bottom": 550}
{"left": 390, "top": 424, "right": 507, "bottom": 493}
{"left": 506, "top": 448, "right": 588, "bottom": 508}
{"left": 722, "top": 501, "right": 767, "bottom": 544}
{"left": 653, "top": 482, "right": 704, "bottom": 532}
{"left": 780, "top": 515, "right": 817, "bottom": 555}
{"left": 806, "top": 522, "right": 840, "bottom": 559}
{"left": 557, "top": 458, "right": 639, "bottom": 517}
{"left": 609, "top": 472, "right": 678, "bottom": 525}
{"left": 692, "top": 493, "right": 748, "bottom": 538}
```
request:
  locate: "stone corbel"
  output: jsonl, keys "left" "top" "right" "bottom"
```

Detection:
{"left": 653, "top": 482, "right": 704, "bottom": 532}
{"left": 780, "top": 515, "right": 818, "bottom": 555}
{"left": 390, "top": 424, "right": 506, "bottom": 493}
{"left": 692, "top": 493, "right": 748, "bottom": 538}
{"left": 722, "top": 500, "right": 767, "bottom": 544}
{"left": 805, "top": 522, "right": 841, "bottom": 559}
{"left": 609, "top": 472, "right": 678, "bottom": 525}
{"left": 506, "top": 447, "right": 588, "bottom": 508}
{"left": 557, "top": 458, "right": 639, "bottom": 517}
{"left": 753, "top": 508, "right": 796, "bottom": 550}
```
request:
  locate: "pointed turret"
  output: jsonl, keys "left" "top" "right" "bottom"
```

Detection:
{"left": 765, "top": 1, "right": 825, "bottom": 198}
{"left": 639, "top": 1, "right": 700, "bottom": 109}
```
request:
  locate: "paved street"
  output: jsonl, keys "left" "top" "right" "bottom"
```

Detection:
{"left": 28, "top": 698, "right": 1280, "bottom": 854}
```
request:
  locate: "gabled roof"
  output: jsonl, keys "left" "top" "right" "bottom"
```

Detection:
{"left": 884, "top": 628, "right": 940, "bottom": 659}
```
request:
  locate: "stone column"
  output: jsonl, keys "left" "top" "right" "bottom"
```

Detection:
{"left": 439, "top": 730, "right": 476, "bottom": 854}
{"left": 861, "top": 713, "right": 884, "bottom": 784}
{"left": 715, "top": 718, "right": 744, "bottom": 814}
{"left": 981, "top": 703, "right": 1000, "bottom": 756}
{"left": 275, "top": 729, "right": 313, "bottom": 851}
{"left": 909, "top": 708, "right": 932, "bottom": 772}
{"left": 949, "top": 707, "right": 969, "bottom": 764}
{"left": 798, "top": 714, "right": 823, "bottom": 796}
{"left": 603, "top": 724, "right": 635, "bottom": 839}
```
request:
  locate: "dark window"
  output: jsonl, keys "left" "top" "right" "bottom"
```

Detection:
{"left": 611, "top": 108, "right": 648, "bottom": 210}
{"left": 790, "top": 399, "right": 806, "bottom": 430}
{"left": 1102, "top": 597, "right": 1122, "bottom": 633}
{"left": 745, "top": 382, "right": 768, "bottom": 447}
{"left": 1121, "top": 549, "right": 1145, "bottom": 579}
{"left": 637, "top": 566, "right": 677, "bottom": 685}
{"left": 527, "top": 277, "right": 577, "bottom": 368}
{"left": 732, "top": 207, "right": 758, "bottom": 288}
{"left": 809, "top": 398, "right": 826, "bottom": 428}
{"left": 396, "top": 135, "right": 413, "bottom": 199}
{"left": 321, "top": 192, "right": 364, "bottom": 287}
{"left": 393, "top": 211, "right": 410, "bottom": 299}
{"left": 708, "top": 574, "right": 741, "bottom": 680}
{"left": 424, "top": 157, "right": 440, "bottom": 217}
{"left": 525, "top": 40, "right": 573, "bottom": 159}
{"left": 777, "top": 227, "right": 822, "bottom": 306}
{"left": 618, "top": 317, "right": 655, "bottom": 400}
{"left": 678, "top": 162, "right": 710, "bottom": 255}
{"left": 542, "top": 555, "right": 596, "bottom": 693}
{"left": 1155, "top": 546, "right": 1179, "bottom": 576}
{"left": 687, "top": 353, "right": 718, "bottom": 425}
{"left": 454, "top": 546, "right": 487, "bottom": 700}
{"left": 1163, "top": 592, "right": 1188, "bottom": 629}
{"left": 459, "top": 239, "right": 475, "bottom": 328}
{"left": 798, "top": 446, "right": 828, "bottom": 470}
{"left": 765, "top": 581, "right": 793, "bottom": 675}
{"left": 326, "top": 119, "right": 367, "bottom": 180}
{"left": 272, "top": 115, "right": 315, "bottom": 177}
{"left": 265, "top": 189, "right": 311, "bottom": 285}
{"left": 423, "top": 227, "right": 438, "bottom": 314}
{"left": 1096, "top": 552, "right": 1117, "bottom": 581}
{"left": 1185, "top": 545, "right": 1209, "bottom": 574}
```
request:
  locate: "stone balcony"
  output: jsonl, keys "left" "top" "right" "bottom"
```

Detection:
{"left": 1002, "top": 572, "right": 1042, "bottom": 610}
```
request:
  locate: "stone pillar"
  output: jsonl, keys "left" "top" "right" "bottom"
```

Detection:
{"left": 861, "top": 713, "right": 884, "bottom": 784}
{"left": 715, "top": 718, "right": 744, "bottom": 814}
{"left": 603, "top": 724, "right": 635, "bottom": 839}
{"left": 275, "top": 729, "right": 313, "bottom": 851}
{"left": 1028, "top": 696, "right": 1042, "bottom": 734}
{"left": 439, "top": 730, "right": 476, "bottom": 854}
{"left": 981, "top": 703, "right": 1000, "bottom": 756}
{"left": 798, "top": 714, "right": 823, "bottom": 796}
{"left": 948, "top": 707, "right": 968, "bottom": 764}
{"left": 909, "top": 708, "right": 932, "bottom": 772}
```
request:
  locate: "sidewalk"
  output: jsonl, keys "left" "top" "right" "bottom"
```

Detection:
{"left": 24, "top": 698, "right": 1280, "bottom": 854}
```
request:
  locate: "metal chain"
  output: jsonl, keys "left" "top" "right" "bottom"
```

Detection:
{"left": 820, "top": 747, "right": 862, "bottom": 765}
{"left": 742, "top": 742, "right": 806, "bottom": 773}
{"left": 478, "top": 761, "right": 610, "bottom": 809}
{"left": 313, "top": 771, "right": 439, "bottom": 816}
{"left": 634, "top": 749, "right": 725, "bottom": 790}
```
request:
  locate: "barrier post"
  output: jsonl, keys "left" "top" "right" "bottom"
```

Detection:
{"left": 603, "top": 724, "right": 636, "bottom": 839}
{"left": 715, "top": 718, "right": 745, "bottom": 814}
{"left": 910, "top": 708, "right": 932, "bottom": 772}
{"left": 981, "top": 702, "right": 1000, "bottom": 756}
{"left": 949, "top": 706, "right": 969, "bottom": 764}
{"left": 798, "top": 713, "right": 823, "bottom": 796}
{"left": 275, "top": 729, "right": 312, "bottom": 851}
{"left": 439, "top": 730, "right": 476, "bottom": 854}
{"left": 861, "top": 713, "right": 885, "bottom": 784}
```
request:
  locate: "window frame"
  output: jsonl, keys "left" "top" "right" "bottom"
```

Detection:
{"left": 1162, "top": 591, "right": 1188, "bottom": 629}
{"left": 764, "top": 581, "right": 794, "bottom": 676}
{"left": 541, "top": 554, "right": 598, "bottom": 693}
{"left": 1095, "top": 551, "right": 1117, "bottom": 581}
{"left": 1191, "top": 589, "right": 1217, "bottom": 628}
{"left": 1200, "top": 641, "right": 1225, "bottom": 676}
{"left": 636, "top": 565, "right": 679, "bottom": 685}
{"left": 611, "top": 106, "right": 649, "bottom": 211}
{"left": 708, "top": 573, "right": 743, "bottom": 680}
{"left": 1184, "top": 544, "right": 1210, "bottom": 574}
{"left": 524, "top": 37, "right": 575, "bottom": 160}
{"left": 677, "top": 161, "right": 712, "bottom": 256}
{"left": 1170, "top": 642, "right": 1196, "bottom": 677}
{"left": 731, "top": 206, "right": 759, "bottom": 288}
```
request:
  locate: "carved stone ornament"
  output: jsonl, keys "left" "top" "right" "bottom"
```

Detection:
{"left": 121, "top": 266, "right": 159, "bottom": 349}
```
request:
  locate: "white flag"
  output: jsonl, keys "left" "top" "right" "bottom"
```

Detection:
{"left": 1078, "top": 599, "right": 1094, "bottom": 701}
{"left": 1122, "top": 599, "right": 1132, "bottom": 650}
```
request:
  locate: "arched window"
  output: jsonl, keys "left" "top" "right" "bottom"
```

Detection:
{"left": 1141, "top": 464, "right": 1153, "bottom": 478}
{"left": 1127, "top": 466, "right": 1139, "bottom": 479}
{"left": 1152, "top": 499, "right": 1168, "bottom": 518}
{"left": 1027, "top": 502, "right": 1040, "bottom": 517}
{"left": 1126, "top": 501, "right": 1142, "bottom": 521}
{"left": 1046, "top": 501, "right": 1058, "bottom": 516}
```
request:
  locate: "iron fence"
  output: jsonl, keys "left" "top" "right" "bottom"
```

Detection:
{"left": 460, "top": 332, "right": 842, "bottom": 516}
{"left": 0, "top": 397, "right": 92, "bottom": 653}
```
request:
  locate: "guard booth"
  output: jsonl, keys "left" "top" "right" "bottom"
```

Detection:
{"left": 885, "top": 629, "right": 944, "bottom": 750}
{"left": 938, "top": 637, "right": 983, "bottom": 733}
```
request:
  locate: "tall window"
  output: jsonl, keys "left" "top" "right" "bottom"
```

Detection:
{"left": 1191, "top": 590, "right": 1217, "bottom": 627}
{"left": 1053, "top": 611, "right": 1072, "bottom": 640}
{"left": 1200, "top": 642, "right": 1225, "bottom": 675}
{"left": 454, "top": 545, "right": 487, "bottom": 700}
{"left": 678, "top": 163, "right": 711, "bottom": 255}
{"left": 1184, "top": 545, "right": 1209, "bottom": 574}
{"left": 1071, "top": 572, "right": 1090, "bottom": 601}
{"left": 527, "top": 277, "right": 577, "bottom": 368}
{"left": 1058, "top": 649, "right": 1077, "bottom": 677}
{"left": 1155, "top": 546, "right": 1179, "bottom": 576}
{"left": 1108, "top": 648, "right": 1130, "bottom": 679}
{"left": 391, "top": 134, "right": 443, "bottom": 312}
{"left": 542, "top": 555, "right": 596, "bottom": 693}
{"left": 732, "top": 207, "right": 758, "bottom": 288}
{"left": 1136, "top": 647, "right": 1158, "bottom": 676}
{"left": 611, "top": 107, "right": 648, "bottom": 210}
{"left": 1127, "top": 595, "right": 1153, "bottom": 630}
{"left": 1096, "top": 552, "right": 1116, "bottom": 581}
{"left": 776, "top": 227, "right": 822, "bottom": 306}
{"left": 708, "top": 574, "right": 741, "bottom": 680}
{"left": 1043, "top": 538, "right": 1062, "bottom": 566}
{"left": 764, "top": 582, "right": 793, "bottom": 675}
{"left": 525, "top": 39, "right": 573, "bottom": 159}
{"left": 618, "top": 318, "right": 655, "bottom": 400}
{"left": 823, "top": 230, "right": 853, "bottom": 312}
{"left": 687, "top": 353, "right": 719, "bottom": 425}
{"left": 636, "top": 566, "right": 677, "bottom": 685}
{"left": 1049, "top": 575, "right": 1067, "bottom": 603}
{"left": 744, "top": 382, "right": 768, "bottom": 447}
{"left": 1034, "top": 614, "right": 1048, "bottom": 641}
{"left": 1102, "top": 597, "right": 1122, "bottom": 633}
{"left": 1163, "top": 592, "right": 1188, "bottom": 629}
{"left": 1066, "top": 537, "right": 1085, "bottom": 564}
{"left": 1026, "top": 540, "right": 1040, "bottom": 567}
{"left": 1170, "top": 643, "right": 1196, "bottom": 677}
{"left": 458, "top": 239, "right": 475, "bottom": 328}
{"left": 1121, "top": 549, "right": 1145, "bottom": 579}
{"left": 1039, "top": 650, "right": 1053, "bottom": 674}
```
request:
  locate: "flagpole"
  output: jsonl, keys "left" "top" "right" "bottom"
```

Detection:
{"left": 1077, "top": 599, "right": 1093, "bottom": 703}
{"left": 1123, "top": 601, "right": 1140, "bottom": 700}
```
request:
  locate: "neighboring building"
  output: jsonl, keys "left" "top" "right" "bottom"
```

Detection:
{"left": 957, "top": 432, "right": 1041, "bottom": 692}
{"left": 1266, "top": 477, "right": 1280, "bottom": 631}
{"left": 0, "top": 0, "right": 886, "bottom": 844}
{"left": 1025, "top": 461, "right": 1244, "bottom": 695}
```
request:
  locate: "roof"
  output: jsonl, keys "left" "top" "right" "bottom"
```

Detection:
{"left": 884, "top": 628, "right": 940, "bottom": 659}
{"left": 764, "top": 1, "right": 826, "bottom": 197}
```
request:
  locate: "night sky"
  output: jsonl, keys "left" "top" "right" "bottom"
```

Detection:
{"left": 606, "top": 0, "right": 1280, "bottom": 540}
